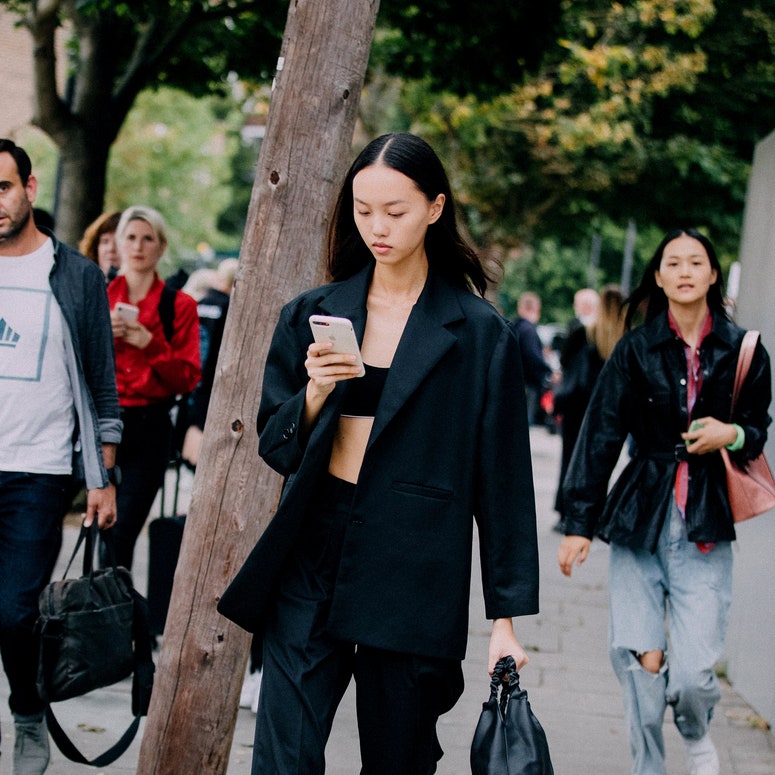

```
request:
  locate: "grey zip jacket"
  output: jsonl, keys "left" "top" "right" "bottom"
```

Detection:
{"left": 44, "top": 228, "right": 122, "bottom": 489}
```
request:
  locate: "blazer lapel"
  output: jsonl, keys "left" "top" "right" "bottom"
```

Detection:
{"left": 312, "top": 266, "right": 373, "bottom": 419}
{"left": 368, "top": 272, "right": 465, "bottom": 447}
{"left": 318, "top": 265, "right": 372, "bottom": 341}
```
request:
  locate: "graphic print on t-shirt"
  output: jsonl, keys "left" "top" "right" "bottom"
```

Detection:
{"left": 0, "top": 286, "right": 52, "bottom": 381}
{"left": 0, "top": 317, "right": 21, "bottom": 346}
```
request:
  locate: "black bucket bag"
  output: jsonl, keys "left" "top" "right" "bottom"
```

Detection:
{"left": 470, "top": 655, "right": 554, "bottom": 775}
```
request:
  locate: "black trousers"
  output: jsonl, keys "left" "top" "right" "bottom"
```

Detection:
{"left": 111, "top": 403, "right": 173, "bottom": 570}
{"left": 252, "top": 475, "right": 464, "bottom": 775}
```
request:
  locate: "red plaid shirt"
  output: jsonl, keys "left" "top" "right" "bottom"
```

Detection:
{"left": 668, "top": 309, "right": 715, "bottom": 552}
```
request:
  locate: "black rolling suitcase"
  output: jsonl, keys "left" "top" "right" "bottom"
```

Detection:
{"left": 147, "top": 457, "right": 186, "bottom": 638}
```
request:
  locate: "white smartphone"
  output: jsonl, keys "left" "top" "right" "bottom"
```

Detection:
{"left": 309, "top": 315, "right": 365, "bottom": 377}
{"left": 114, "top": 302, "right": 139, "bottom": 323}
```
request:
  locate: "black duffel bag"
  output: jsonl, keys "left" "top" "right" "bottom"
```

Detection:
{"left": 36, "top": 520, "right": 155, "bottom": 767}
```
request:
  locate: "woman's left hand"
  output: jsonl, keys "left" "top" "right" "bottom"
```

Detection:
{"left": 682, "top": 416, "right": 738, "bottom": 454}
{"left": 488, "top": 618, "right": 529, "bottom": 675}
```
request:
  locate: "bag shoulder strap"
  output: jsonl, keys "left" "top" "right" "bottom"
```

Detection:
{"left": 730, "top": 330, "right": 760, "bottom": 417}
{"left": 45, "top": 706, "right": 141, "bottom": 768}
{"left": 158, "top": 283, "right": 177, "bottom": 344}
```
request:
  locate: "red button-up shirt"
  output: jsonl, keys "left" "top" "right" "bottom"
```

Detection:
{"left": 108, "top": 275, "right": 201, "bottom": 406}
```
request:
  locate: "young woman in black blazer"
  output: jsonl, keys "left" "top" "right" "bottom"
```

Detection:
{"left": 220, "top": 133, "right": 540, "bottom": 774}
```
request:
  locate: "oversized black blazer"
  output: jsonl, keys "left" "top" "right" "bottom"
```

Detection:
{"left": 218, "top": 265, "right": 539, "bottom": 660}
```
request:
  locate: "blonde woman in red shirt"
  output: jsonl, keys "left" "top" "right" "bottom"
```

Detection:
{"left": 108, "top": 206, "right": 200, "bottom": 570}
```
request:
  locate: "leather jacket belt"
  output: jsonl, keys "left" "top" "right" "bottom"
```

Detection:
{"left": 637, "top": 444, "right": 690, "bottom": 463}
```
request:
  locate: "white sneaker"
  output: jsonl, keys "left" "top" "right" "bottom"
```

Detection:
{"left": 239, "top": 670, "right": 262, "bottom": 712}
{"left": 684, "top": 733, "right": 719, "bottom": 775}
{"left": 13, "top": 712, "right": 50, "bottom": 775}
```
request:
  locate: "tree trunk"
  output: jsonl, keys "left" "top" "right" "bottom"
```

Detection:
{"left": 51, "top": 131, "right": 111, "bottom": 245}
{"left": 136, "top": 0, "right": 380, "bottom": 772}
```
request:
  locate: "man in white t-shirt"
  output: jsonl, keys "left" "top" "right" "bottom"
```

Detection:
{"left": 0, "top": 139, "right": 122, "bottom": 774}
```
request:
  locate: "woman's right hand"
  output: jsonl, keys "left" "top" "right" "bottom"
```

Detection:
{"left": 110, "top": 309, "right": 129, "bottom": 339}
{"left": 110, "top": 310, "right": 152, "bottom": 349}
{"left": 301, "top": 341, "right": 363, "bottom": 432}
{"left": 558, "top": 535, "right": 591, "bottom": 577}
{"left": 304, "top": 341, "right": 363, "bottom": 400}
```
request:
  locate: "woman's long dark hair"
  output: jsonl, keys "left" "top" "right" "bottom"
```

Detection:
{"left": 624, "top": 228, "right": 729, "bottom": 330}
{"left": 327, "top": 133, "right": 490, "bottom": 296}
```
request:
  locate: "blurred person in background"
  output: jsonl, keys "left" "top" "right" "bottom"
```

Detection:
{"left": 79, "top": 210, "right": 122, "bottom": 282}
{"left": 181, "top": 258, "right": 239, "bottom": 469}
{"left": 552, "top": 285, "right": 624, "bottom": 532}
{"left": 181, "top": 267, "right": 218, "bottom": 303}
{"left": 510, "top": 291, "right": 553, "bottom": 425}
{"left": 107, "top": 205, "right": 200, "bottom": 570}
{"left": 567, "top": 287, "right": 600, "bottom": 337}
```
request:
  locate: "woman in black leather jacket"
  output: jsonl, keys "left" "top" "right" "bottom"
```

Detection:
{"left": 558, "top": 228, "right": 771, "bottom": 775}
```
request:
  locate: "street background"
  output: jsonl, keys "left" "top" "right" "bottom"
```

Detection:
{"left": 2, "top": 426, "right": 774, "bottom": 773}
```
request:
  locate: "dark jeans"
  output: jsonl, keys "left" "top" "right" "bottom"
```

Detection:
{"left": 112, "top": 403, "right": 173, "bottom": 570}
{"left": 0, "top": 471, "right": 71, "bottom": 715}
{"left": 252, "top": 475, "right": 464, "bottom": 775}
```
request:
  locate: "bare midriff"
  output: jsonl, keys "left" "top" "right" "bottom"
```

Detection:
{"left": 328, "top": 416, "right": 373, "bottom": 483}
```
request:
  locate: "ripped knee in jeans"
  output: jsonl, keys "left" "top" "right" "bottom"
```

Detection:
{"left": 633, "top": 649, "right": 665, "bottom": 674}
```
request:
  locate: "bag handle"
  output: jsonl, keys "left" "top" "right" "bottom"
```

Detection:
{"left": 58, "top": 521, "right": 91, "bottom": 579}
{"left": 729, "top": 330, "right": 760, "bottom": 419}
{"left": 488, "top": 655, "right": 522, "bottom": 701}
{"left": 59, "top": 520, "right": 120, "bottom": 580}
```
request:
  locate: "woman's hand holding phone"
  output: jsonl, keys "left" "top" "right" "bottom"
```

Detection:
{"left": 681, "top": 416, "right": 738, "bottom": 454}
{"left": 306, "top": 315, "right": 365, "bottom": 393}
{"left": 110, "top": 304, "right": 153, "bottom": 349}
{"left": 301, "top": 340, "right": 363, "bottom": 433}
{"left": 305, "top": 340, "right": 363, "bottom": 396}
{"left": 303, "top": 316, "right": 365, "bottom": 428}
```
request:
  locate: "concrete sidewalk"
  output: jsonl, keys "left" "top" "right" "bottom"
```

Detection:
{"left": 2, "top": 427, "right": 774, "bottom": 773}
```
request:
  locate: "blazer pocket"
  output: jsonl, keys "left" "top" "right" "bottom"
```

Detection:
{"left": 391, "top": 481, "right": 453, "bottom": 501}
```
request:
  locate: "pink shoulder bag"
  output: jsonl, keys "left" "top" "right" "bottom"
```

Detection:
{"left": 719, "top": 330, "right": 775, "bottom": 522}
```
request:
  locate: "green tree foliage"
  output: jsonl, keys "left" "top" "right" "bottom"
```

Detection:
{"left": 2, "top": 0, "right": 287, "bottom": 242}
{"left": 364, "top": 0, "right": 775, "bottom": 317}
{"left": 7, "top": 0, "right": 775, "bottom": 318}
{"left": 3, "top": 0, "right": 560, "bottom": 244}
{"left": 105, "top": 87, "right": 245, "bottom": 266}
{"left": 372, "top": 0, "right": 562, "bottom": 98}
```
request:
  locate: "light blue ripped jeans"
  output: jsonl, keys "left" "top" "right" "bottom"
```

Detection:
{"left": 608, "top": 499, "right": 733, "bottom": 775}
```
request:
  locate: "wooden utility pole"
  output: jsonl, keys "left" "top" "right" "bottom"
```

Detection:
{"left": 137, "top": 0, "right": 380, "bottom": 771}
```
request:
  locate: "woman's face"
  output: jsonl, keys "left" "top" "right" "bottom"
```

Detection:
{"left": 118, "top": 218, "right": 165, "bottom": 274}
{"left": 655, "top": 235, "right": 718, "bottom": 310}
{"left": 352, "top": 163, "right": 444, "bottom": 271}
{"left": 97, "top": 230, "right": 120, "bottom": 274}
